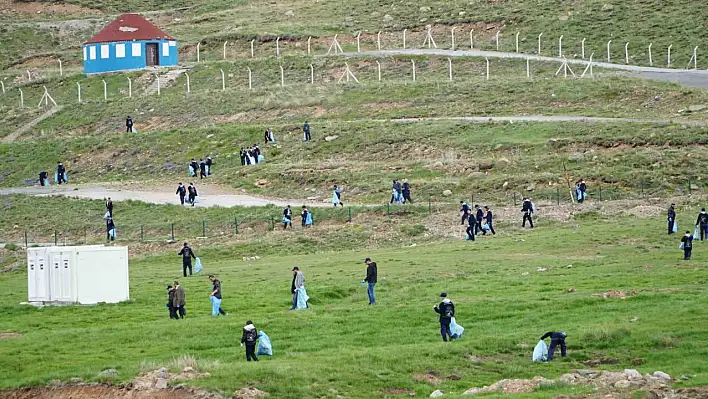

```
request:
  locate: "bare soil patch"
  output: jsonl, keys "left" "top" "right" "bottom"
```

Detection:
{"left": 0, "top": 385, "right": 220, "bottom": 399}
{"left": 0, "top": 0, "right": 102, "bottom": 18}
{"left": 0, "top": 332, "right": 22, "bottom": 339}
{"left": 384, "top": 388, "right": 416, "bottom": 396}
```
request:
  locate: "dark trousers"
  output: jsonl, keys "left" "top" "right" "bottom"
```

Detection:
{"left": 39, "top": 177, "right": 45, "bottom": 186}
{"left": 523, "top": 213, "right": 534, "bottom": 228}
{"left": 668, "top": 219, "right": 674, "bottom": 234}
{"left": 440, "top": 319, "right": 452, "bottom": 342}
{"left": 179, "top": 195, "right": 185, "bottom": 205}
{"left": 189, "top": 195, "right": 196, "bottom": 206}
{"left": 461, "top": 213, "right": 469, "bottom": 225}
{"left": 403, "top": 192, "right": 412, "bottom": 203}
{"left": 684, "top": 247, "right": 692, "bottom": 260}
{"left": 126, "top": 125, "right": 132, "bottom": 132}
{"left": 183, "top": 261, "right": 192, "bottom": 277}
{"left": 246, "top": 343, "right": 258, "bottom": 361}
{"left": 200, "top": 169, "right": 206, "bottom": 179}
{"left": 475, "top": 220, "right": 482, "bottom": 235}
{"left": 700, "top": 224, "right": 708, "bottom": 240}
{"left": 305, "top": 132, "right": 311, "bottom": 141}
{"left": 465, "top": 225, "right": 475, "bottom": 241}
{"left": 483, "top": 221, "right": 496, "bottom": 235}
{"left": 291, "top": 291, "right": 298, "bottom": 309}
{"left": 176, "top": 305, "right": 185, "bottom": 319}
{"left": 106, "top": 231, "right": 114, "bottom": 241}
{"left": 57, "top": 174, "right": 65, "bottom": 184}
{"left": 547, "top": 338, "right": 566, "bottom": 360}
{"left": 168, "top": 306, "right": 178, "bottom": 319}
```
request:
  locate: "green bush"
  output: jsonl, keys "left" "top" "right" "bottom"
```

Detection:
{"left": 400, "top": 224, "right": 426, "bottom": 237}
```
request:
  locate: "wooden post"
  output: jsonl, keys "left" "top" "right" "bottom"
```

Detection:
{"left": 223, "top": 41, "right": 228, "bottom": 60}
{"left": 171, "top": 223, "right": 174, "bottom": 240}
{"left": 127, "top": 77, "right": 132, "bottom": 97}
{"left": 221, "top": 69, "right": 225, "bottom": 91}
{"left": 251, "top": 39, "right": 255, "bottom": 58}
{"left": 197, "top": 42, "right": 200, "bottom": 62}
{"left": 76, "top": 82, "right": 81, "bottom": 103}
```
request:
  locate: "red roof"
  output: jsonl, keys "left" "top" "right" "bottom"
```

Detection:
{"left": 84, "top": 14, "right": 175, "bottom": 45}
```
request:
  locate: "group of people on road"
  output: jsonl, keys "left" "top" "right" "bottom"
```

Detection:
{"left": 37, "top": 161, "right": 68, "bottom": 187}
{"left": 461, "top": 202, "right": 496, "bottom": 241}
{"left": 390, "top": 179, "right": 413, "bottom": 204}
{"left": 176, "top": 182, "right": 199, "bottom": 206}
{"left": 189, "top": 157, "right": 214, "bottom": 179}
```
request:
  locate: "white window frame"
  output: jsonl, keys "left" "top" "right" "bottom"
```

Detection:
{"left": 132, "top": 42, "right": 142, "bottom": 57}
{"left": 100, "top": 44, "right": 109, "bottom": 59}
{"left": 169, "top": 41, "right": 176, "bottom": 47}
{"left": 115, "top": 43, "right": 126, "bottom": 58}
{"left": 83, "top": 47, "right": 87, "bottom": 61}
{"left": 89, "top": 46, "right": 96, "bottom": 60}
{"left": 162, "top": 42, "right": 170, "bottom": 57}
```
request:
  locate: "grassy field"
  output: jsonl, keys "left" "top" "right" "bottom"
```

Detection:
{"left": 1, "top": 210, "right": 708, "bottom": 397}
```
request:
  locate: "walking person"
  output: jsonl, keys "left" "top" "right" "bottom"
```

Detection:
{"left": 332, "top": 185, "right": 344, "bottom": 207}
{"left": 433, "top": 292, "right": 455, "bottom": 342}
{"left": 696, "top": 208, "right": 708, "bottom": 241}
{"left": 474, "top": 205, "right": 483, "bottom": 235}
{"left": 283, "top": 205, "right": 293, "bottom": 229}
{"left": 172, "top": 280, "right": 186, "bottom": 319}
{"left": 167, "top": 284, "right": 178, "bottom": 319}
{"left": 402, "top": 179, "right": 413, "bottom": 204}
{"left": 681, "top": 231, "right": 694, "bottom": 260}
{"left": 176, "top": 182, "right": 187, "bottom": 205}
{"left": 205, "top": 156, "right": 213, "bottom": 176}
{"left": 188, "top": 183, "right": 198, "bottom": 207}
{"left": 460, "top": 201, "right": 470, "bottom": 225}
{"left": 521, "top": 198, "right": 534, "bottom": 228}
{"left": 540, "top": 331, "right": 567, "bottom": 361}
{"left": 106, "top": 217, "right": 116, "bottom": 241}
{"left": 668, "top": 203, "right": 677, "bottom": 235}
{"left": 126, "top": 116, "right": 134, "bottom": 133}
{"left": 199, "top": 159, "right": 207, "bottom": 179}
{"left": 483, "top": 206, "right": 496, "bottom": 235}
{"left": 303, "top": 120, "right": 311, "bottom": 141}
{"left": 465, "top": 215, "right": 476, "bottom": 241}
{"left": 106, "top": 197, "right": 114, "bottom": 218}
{"left": 56, "top": 162, "right": 67, "bottom": 184}
{"left": 208, "top": 275, "right": 228, "bottom": 316}
{"left": 241, "top": 321, "right": 259, "bottom": 362}
{"left": 363, "top": 257, "right": 377, "bottom": 305}
{"left": 576, "top": 179, "right": 587, "bottom": 203}
{"left": 178, "top": 242, "right": 196, "bottom": 277}
{"left": 189, "top": 159, "right": 199, "bottom": 177}
{"left": 302, "top": 206, "right": 313, "bottom": 228}
{"left": 290, "top": 267, "right": 308, "bottom": 310}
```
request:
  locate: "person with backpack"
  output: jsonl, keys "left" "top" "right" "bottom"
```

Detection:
{"left": 433, "top": 292, "right": 455, "bottom": 342}
{"left": 465, "top": 215, "right": 476, "bottom": 241}
{"left": 283, "top": 205, "right": 293, "bottom": 229}
{"left": 363, "top": 257, "right": 377, "bottom": 305}
{"left": 540, "top": 331, "right": 567, "bottom": 361}
{"left": 681, "top": 230, "right": 694, "bottom": 260}
{"left": 474, "top": 205, "right": 484, "bottom": 235}
{"left": 189, "top": 159, "right": 199, "bottom": 177}
{"left": 521, "top": 198, "right": 534, "bottom": 229}
{"left": 459, "top": 201, "right": 471, "bottom": 225}
{"left": 178, "top": 242, "right": 196, "bottom": 277}
{"left": 176, "top": 182, "right": 187, "bottom": 205}
{"left": 188, "top": 183, "right": 198, "bottom": 207}
{"left": 126, "top": 116, "right": 134, "bottom": 133}
{"left": 241, "top": 321, "right": 259, "bottom": 362}
{"left": 696, "top": 208, "right": 708, "bottom": 241}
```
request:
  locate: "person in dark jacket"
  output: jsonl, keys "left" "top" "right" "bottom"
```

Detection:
{"left": 126, "top": 116, "right": 133, "bottom": 133}
{"left": 176, "top": 182, "right": 187, "bottom": 205}
{"left": 173, "top": 280, "right": 186, "bottom": 319}
{"left": 668, "top": 204, "right": 676, "bottom": 235}
{"left": 521, "top": 198, "right": 534, "bottom": 228}
{"left": 696, "top": 208, "right": 708, "bottom": 241}
{"left": 402, "top": 179, "right": 413, "bottom": 203}
{"left": 483, "top": 206, "right": 496, "bottom": 235}
{"left": 363, "top": 257, "right": 378, "bottom": 305}
{"left": 209, "top": 275, "right": 228, "bottom": 316}
{"left": 283, "top": 205, "right": 293, "bottom": 229}
{"left": 106, "top": 217, "right": 116, "bottom": 241}
{"left": 178, "top": 242, "right": 196, "bottom": 277}
{"left": 577, "top": 179, "right": 587, "bottom": 203}
{"left": 39, "top": 171, "right": 48, "bottom": 187}
{"left": 199, "top": 159, "right": 207, "bottom": 179}
{"left": 106, "top": 197, "right": 114, "bottom": 217}
{"left": 301, "top": 206, "right": 310, "bottom": 228}
{"left": 241, "top": 321, "right": 259, "bottom": 362}
{"left": 540, "top": 331, "right": 567, "bottom": 360}
{"left": 460, "top": 201, "right": 470, "bottom": 225}
{"left": 167, "top": 284, "right": 178, "bottom": 319}
{"left": 465, "top": 214, "right": 476, "bottom": 241}
{"left": 189, "top": 159, "right": 199, "bottom": 177}
{"left": 681, "top": 231, "right": 693, "bottom": 260}
{"left": 433, "top": 292, "right": 455, "bottom": 342}
{"left": 205, "top": 156, "right": 213, "bottom": 176}
{"left": 474, "top": 205, "right": 483, "bottom": 235}
{"left": 303, "top": 121, "right": 311, "bottom": 141}
{"left": 56, "top": 162, "right": 66, "bottom": 184}
{"left": 240, "top": 148, "right": 246, "bottom": 166}
{"left": 188, "top": 183, "right": 198, "bottom": 207}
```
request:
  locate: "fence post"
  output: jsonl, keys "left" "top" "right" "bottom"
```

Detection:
{"left": 140, "top": 226, "right": 144, "bottom": 241}
{"left": 411, "top": 59, "right": 416, "bottom": 81}
{"left": 376, "top": 60, "right": 381, "bottom": 81}
{"left": 310, "top": 64, "right": 314, "bottom": 84}
{"left": 156, "top": 74, "right": 161, "bottom": 96}
{"left": 599, "top": 184, "right": 603, "bottom": 201}
{"left": 19, "top": 88, "right": 24, "bottom": 108}
{"left": 127, "top": 77, "right": 132, "bottom": 97}
{"left": 556, "top": 187, "right": 560, "bottom": 205}
{"left": 537, "top": 32, "right": 543, "bottom": 55}
{"left": 387, "top": 203, "right": 391, "bottom": 219}
{"left": 581, "top": 38, "right": 586, "bottom": 59}
{"left": 0, "top": 81, "right": 4, "bottom": 94}
{"left": 223, "top": 41, "right": 228, "bottom": 60}
{"left": 185, "top": 72, "right": 190, "bottom": 94}
{"left": 648, "top": 43, "right": 653, "bottom": 66}
{"left": 54, "top": 230, "right": 58, "bottom": 246}
{"left": 196, "top": 42, "right": 200, "bottom": 62}
{"left": 280, "top": 66, "right": 284, "bottom": 87}
{"left": 58, "top": 59, "right": 63, "bottom": 76}
{"left": 276, "top": 37, "right": 281, "bottom": 57}
{"left": 76, "top": 82, "right": 81, "bottom": 103}
{"left": 221, "top": 69, "right": 226, "bottom": 91}
{"left": 403, "top": 29, "right": 407, "bottom": 49}
{"left": 667, "top": 44, "right": 672, "bottom": 67}
{"left": 251, "top": 39, "right": 255, "bottom": 58}
{"left": 307, "top": 36, "right": 311, "bottom": 54}
{"left": 234, "top": 218, "right": 239, "bottom": 234}
{"left": 448, "top": 58, "right": 452, "bottom": 81}
{"left": 495, "top": 30, "right": 500, "bottom": 51}
{"left": 24, "top": 231, "right": 28, "bottom": 248}
{"left": 102, "top": 80, "right": 107, "bottom": 101}
{"left": 348, "top": 207, "right": 352, "bottom": 223}
{"left": 607, "top": 40, "right": 612, "bottom": 63}
{"left": 515, "top": 31, "right": 519, "bottom": 52}
{"left": 171, "top": 223, "right": 175, "bottom": 241}
{"left": 451, "top": 27, "right": 457, "bottom": 50}
{"left": 558, "top": 35, "right": 563, "bottom": 57}
{"left": 202, "top": 220, "right": 206, "bottom": 237}
{"left": 470, "top": 29, "right": 474, "bottom": 49}
{"left": 625, "top": 42, "right": 630, "bottom": 64}
{"left": 270, "top": 216, "right": 275, "bottom": 231}
{"left": 247, "top": 67, "right": 252, "bottom": 90}
{"left": 485, "top": 57, "right": 490, "bottom": 80}
{"left": 356, "top": 32, "right": 361, "bottom": 52}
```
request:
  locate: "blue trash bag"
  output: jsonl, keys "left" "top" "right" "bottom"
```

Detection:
{"left": 673, "top": 221, "right": 678, "bottom": 233}
{"left": 282, "top": 217, "right": 291, "bottom": 224}
{"left": 305, "top": 213, "right": 313, "bottom": 226}
{"left": 332, "top": 191, "right": 340, "bottom": 205}
{"left": 481, "top": 222, "right": 490, "bottom": 232}
{"left": 103, "top": 211, "right": 110, "bottom": 220}
{"left": 42, "top": 179, "right": 51, "bottom": 187}
{"left": 296, "top": 286, "right": 309, "bottom": 309}
{"left": 694, "top": 227, "right": 700, "bottom": 240}
{"left": 209, "top": 295, "right": 221, "bottom": 316}
{"left": 679, "top": 242, "right": 685, "bottom": 250}
{"left": 194, "top": 257, "right": 203, "bottom": 273}
{"left": 257, "top": 331, "right": 273, "bottom": 356}
{"left": 532, "top": 340, "right": 548, "bottom": 362}
{"left": 194, "top": 195, "right": 200, "bottom": 204}
{"left": 189, "top": 165, "right": 195, "bottom": 177}
{"left": 465, "top": 234, "right": 472, "bottom": 241}
{"left": 450, "top": 317, "right": 465, "bottom": 339}
{"left": 63, "top": 173, "right": 69, "bottom": 183}
{"left": 109, "top": 228, "right": 116, "bottom": 239}
{"left": 258, "top": 154, "right": 265, "bottom": 163}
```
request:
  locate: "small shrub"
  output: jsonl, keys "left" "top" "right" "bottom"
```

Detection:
{"left": 4, "top": 243, "right": 19, "bottom": 251}
{"left": 400, "top": 224, "right": 426, "bottom": 237}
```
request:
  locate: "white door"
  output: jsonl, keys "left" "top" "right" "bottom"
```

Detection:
{"left": 61, "top": 253, "right": 74, "bottom": 302}
{"left": 35, "top": 255, "right": 49, "bottom": 301}
{"left": 50, "top": 253, "right": 63, "bottom": 301}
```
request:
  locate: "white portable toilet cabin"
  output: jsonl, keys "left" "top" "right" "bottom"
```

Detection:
{"left": 27, "top": 245, "right": 129, "bottom": 304}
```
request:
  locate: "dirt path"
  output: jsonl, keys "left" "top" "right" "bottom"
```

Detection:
{"left": 2, "top": 105, "right": 63, "bottom": 143}
{"left": 381, "top": 115, "right": 708, "bottom": 126}
{"left": 338, "top": 49, "right": 708, "bottom": 89}
{"left": 0, "top": 185, "right": 330, "bottom": 208}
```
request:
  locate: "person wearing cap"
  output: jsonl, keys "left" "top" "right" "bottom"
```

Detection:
{"left": 363, "top": 258, "right": 378, "bottom": 305}
{"left": 667, "top": 204, "right": 676, "bottom": 235}
{"left": 433, "top": 292, "right": 455, "bottom": 342}
{"left": 290, "top": 267, "right": 307, "bottom": 310}
{"left": 540, "top": 331, "right": 567, "bottom": 360}
{"left": 696, "top": 208, "right": 708, "bottom": 241}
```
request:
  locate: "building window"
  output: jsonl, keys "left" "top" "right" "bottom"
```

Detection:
{"left": 132, "top": 43, "right": 141, "bottom": 57}
{"left": 116, "top": 43, "right": 126, "bottom": 58}
{"left": 100, "top": 44, "right": 109, "bottom": 59}
{"left": 83, "top": 47, "right": 87, "bottom": 61}
{"left": 169, "top": 41, "right": 176, "bottom": 47}
{"left": 89, "top": 46, "right": 96, "bottom": 60}
{"left": 162, "top": 42, "right": 169, "bottom": 57}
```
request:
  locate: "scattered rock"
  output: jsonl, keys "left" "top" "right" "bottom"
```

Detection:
{"left": 386, "top": 388, "right": 416, "bottom": 396}
{"left": 155, "top": 378, "right": 168, "bottom": 389}
{"left": 521, "top": 272, "right": 530, "bottom": 276}
{"left": 630, "top": 316, "right": 639, "bottom": 322}
{"left": 467, "top": 355, "right": 484, "bottom": 363}
{"left": 568, "top": 152, "right": 584, "bottom": 161}
{"left": 494, "top": 157, "right": 510, "bottom": 170}
{"left": 688, "top": 104, "right": 707, "bottom": 112}
{"left": 284, "top": 10, "right": 294, "bottom": 17}
{"left": 653, "top": 371, "right": 671, "bottom": 380}
{"left": 254, "top": 179, "right": 269, "bottom": 187}
{"left": 462, "top": 387, "right": 486, "bottom": 395}
{"left": 502, "top": 181, "right": 509, "bottom": 189}
{"left": 624, "top": 369, "right": 643, "bottom": 380}
{"left": 306, "top": 196, "right": 320, "bottom": 200}
{"left": 690, "top": 184, "right": 699, "bottom": 190}
{"left": 324, "top": 135, "right": 339, "bottom": 142}
{"left": 419, "top": 6, "right": 431, "bottom": 12}
{"left": 526, "top": 183, "right": 535, "bottom": 191}
{"left": 459, "top": 11, "right": 466, "bottom": 16}
{"left": 383, "top": 14, "right": 394, "bottom": 24}
{"left": 98, "top": 369, "right": 118, "bottom": 378}
{"left": 601, "top": 4, "right": 614, "bottom": 11}
{"left": 614, "top": 380, "right": 631, "bottom": 389}
{"left": 567, "top": 287, "right": 576, "bottom": 292}
{"left": 442, "top": 190, "right": 453, "bottom": 197}
{"left": 70, "top": 377, "right": 82, "bottom": 384}
{"left": 234, "top": 387, "right": 269, "bottom": 398}
{"left": 206, "top": 134, "right": 214, "bottom": 139}
{"left": 429, "top": 390, "right": 443, "bottom": 398}
{"left": 631, "top": 358, "right": 644, "bottom": 366}
{"left": 536, "top": 267, "right": 546, "bottom": 272}
{"left": 592, "top": 290, "right": 635, "bottom": 299}
{"left": 182, "top": 366, "right": 194, "bottom": 374}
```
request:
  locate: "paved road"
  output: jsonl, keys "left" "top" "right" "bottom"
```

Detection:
{"left": 0, "top": 186, "right": 331, "bottom": 208}
{"left": 338, "top": 49, "right": 708, "bottom": 89}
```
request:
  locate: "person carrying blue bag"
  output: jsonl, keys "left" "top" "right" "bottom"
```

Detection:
{"left": 695, "top": 208, "right": 708, "bottom": 241}
{"left": 290, "top": 267, "right": 309, "bottom": 310}
{"left": 433, "top": 292, "right": 455, "bottom": 342}
{"left": 283, "top": 205, "right": 293, "bottom": 229}
{"left": 106, "top": 217, "right": 116, "bottom": 241}
{"left": 55, "top": 162, "right": 68, "bottom": 184}
{"left": 208, "top": 275, "right": 227, "bottom": 316}
{"left": 241, "top": 321, "right": 259, "bottom": 362}
{"left": 668, "top": 203, "right": 677, "bottom": 235}
{"left": 575, "top": 179, "right": 587, "bottom": 203}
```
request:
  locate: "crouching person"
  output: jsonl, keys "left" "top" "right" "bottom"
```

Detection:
{"left": 540, "top": 331, "right": 567, "bottom": 360}
{"left": 241, "top": 321, "right": 259, "bottom": 362}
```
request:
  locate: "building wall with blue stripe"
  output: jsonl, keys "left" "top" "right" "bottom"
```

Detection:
{"left": 83, "top": 39, "right": 178, "bottom": 74}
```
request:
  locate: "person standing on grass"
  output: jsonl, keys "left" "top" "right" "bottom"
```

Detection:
{"left": 696, "top": 208, "right": 708, "bottom": 241}
{"left": 199, "top": 159, "right": 207, "bottom": 179}
{"left": 167, "top": 284, "right": 178, "bottom": 319}
{"left": 106, "top": 217, "right": 116, "bottom": 241}
{"left": 178, "top": 242, "right": 196, "bottom": 277}
{"left": 126, "top": 116, "right": 133, "bottom": 133}
{"left": 521, "top": 198, "right": 534, "bottom": 229}
{"left": 540, "top": 331, "right": 567, "bottom": 361}
{"left": 460, "top": 201, "right": 471, "bottom": 225}
{"left": 332, "top": 185, "right": 344, "bottom": 207}
{"left": 303, "top": 120, "right": 311, "bottom": 141}
{"left": 576, "top": 179, "right": 587, "bottom": 203}
{"left": 189, "top": 158, "right": 199, "bottom": 177}
{"left": 106, "top": 197, "right": 114, "bottom": 218}
{"left": 402, "top": 179, "right": 413, "bottom": 204}
{"left": 302, "top": 206, "right": 312, "bottom": 228}
{"left": 290, "top": 267, "right": 307, "bottom": 310}
{"left": 176, "top": 182, "right": 187, "bottom": 205}
{"left": 681, "top": 231, "right": 693, "bottom": 260}
{"left": 668, "top": 203, "right": 677, "bottom": 235}
{"left": 483, "top": 206, "right": 496, "bottom": 235}
{"left": 363, "top": 257, "right": 377, "bottom": 305}
{"left": 206, "top": 156, "right": 213, "bottom": 176}
{"left": 56, "top": 162, "right": 67, "bottom": 184}
{"left": 188, "top": 183, "right": 198, "bottom": 207}
{"left": 433, "top": 292, "right": 455, "bottom": 342}
{"left": 241, "top": 321, "right": 259, "bottom": 362}
{"left": 208, "top": 275, "right": 228, "bottom": 316}
{"left": 283, "top": 205, "right": 293, "bottom": 229}
{"left": 474, "top": 205, "right": 484, "bottom": 235}
{"left": 173, "top": 280, "right": 186, "bottom": 319}
{"left": 465, "top": 215, "right": 476, "bottom": 241}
